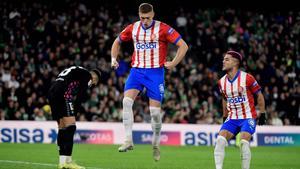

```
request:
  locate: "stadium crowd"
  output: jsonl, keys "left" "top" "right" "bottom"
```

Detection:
{"left": 0, "top": 1, "right": 299, "bottom": 125}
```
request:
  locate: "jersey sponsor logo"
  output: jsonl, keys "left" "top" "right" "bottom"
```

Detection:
{"left": 136, "top": 42, "right": 157, "bottom": 50}
{"left": 227, "top": 96, "right": 246, "bottom": 104}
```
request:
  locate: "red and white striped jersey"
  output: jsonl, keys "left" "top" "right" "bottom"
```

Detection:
{"left": 118, "top": 20, "right": 181, "bottom": 68}
{"left": 218, "top": 70, "right": 261, "bottom": 119}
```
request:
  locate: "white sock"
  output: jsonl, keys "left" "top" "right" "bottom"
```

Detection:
{"left": 240, "top": 139, "right": 251, "bottom": 169}
{"left": 122, "top": 97, "right": 134, "bottom": 142}
{"left": 59, "top": 155, "right": 71, "bottom": 164}
{"left": 150, "top": 106, "right": 162, "bottom": 147}
{"left": 66, "top": 156, "right": 72, "bottom": 163}
{"left": 214, "top": 135, "right": 227, "bottom": 169}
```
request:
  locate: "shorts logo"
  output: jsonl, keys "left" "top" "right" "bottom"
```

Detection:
{"left": 159, "top": 84, "right": 164, "bottom": 94}
{"left": 248, "top": 119, "right": 255, "bottom": 127}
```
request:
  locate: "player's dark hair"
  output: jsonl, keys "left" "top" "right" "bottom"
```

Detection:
{"left": 91, "top": 69, "right": 101, "bottom": 85}
{"left": 226, "top": 50, "right": 243, "bottom": 62}
{"left": 139, "top": 3, "right": 153, "bottom": 13}
{"left": 226, "top": 50, "right": 243, "bottom": 67}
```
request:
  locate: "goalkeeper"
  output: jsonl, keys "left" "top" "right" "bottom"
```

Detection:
{"left": 48, "top": 66, "right": 101, "bottom": 169}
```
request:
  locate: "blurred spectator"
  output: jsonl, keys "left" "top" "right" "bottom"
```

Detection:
{"left": 0, "top": 109, "right": 6, "bottom": 120}
{"left": 34, "top": 108, "right": 47, "bottom": 121}
{"left": 270, "top": 111, "right": 283, "bottom": 126}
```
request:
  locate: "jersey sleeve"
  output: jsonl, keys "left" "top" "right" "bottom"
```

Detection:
{"left": 161, "top": 23, "right": 181, "bottom": 44}
{"left": 246, "top": 74, "right": 261, "bottom": 94}
{"left": 217, "top": 80, "right": 222, "bottom": 94}
{"left": 118, "top": 24, "right": 133, "bottom": 42}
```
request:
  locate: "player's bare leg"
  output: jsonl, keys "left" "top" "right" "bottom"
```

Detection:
{"left": 240, "top": 132, "right": 252, "bottom": 169}
{"left": 214, "top": 130, "right": 234, "bottom": 169}
{"left": 149, "top": 99, "right": 162, "bottom": 161}
{"left": 118, "top": 89, "right": 139, "bottom": 152}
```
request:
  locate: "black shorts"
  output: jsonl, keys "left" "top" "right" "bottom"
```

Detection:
{"left": 48, "top": 81, "right": 76, "bottom": 121}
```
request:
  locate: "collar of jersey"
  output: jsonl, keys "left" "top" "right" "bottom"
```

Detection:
{"left": 227, "top": 70, "right": 240, "bottom": 83}
{"left": 141, "top": 20, "right": 155, "bottom": 30}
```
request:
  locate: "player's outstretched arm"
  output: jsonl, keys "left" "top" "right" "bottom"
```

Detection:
{"left": 165, "top": 39, "right": 188, "bottom": 69}
{"left": 257, "top": 92, "right": 267, "bottom": 125}
{"left": 111, "top": 38, "right": 120, "bottom": 69}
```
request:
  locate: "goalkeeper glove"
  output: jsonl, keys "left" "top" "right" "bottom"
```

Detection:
{"left": 258, "top": 112, "right": 267, "bottom": 125}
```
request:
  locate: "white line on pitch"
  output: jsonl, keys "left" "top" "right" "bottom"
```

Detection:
{"left": 0, "top": 160, "right": 109, "bottom": 169}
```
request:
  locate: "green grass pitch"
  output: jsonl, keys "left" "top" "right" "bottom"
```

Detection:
{"left": 0, "top": 143, "right": 299, "bottom": 169}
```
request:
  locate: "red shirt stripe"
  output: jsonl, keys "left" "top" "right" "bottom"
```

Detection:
{"left": 150, "top": 25, "right": 155, "bottom": 68}
{"left": 230, "top": 82, "right": 238, "bottom": 119}
{"left": 136, "top": 24, "right": 141, "bottom": 67}
{"left": 143, "top": 30, "right": 146, "bottom": 68}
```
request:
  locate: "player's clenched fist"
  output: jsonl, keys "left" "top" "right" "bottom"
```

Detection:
{"left": 111, "top": 57, "right": 119, "bottom": 69}
{"left": 164, "top": 61, "right": 176, "bottom": 70}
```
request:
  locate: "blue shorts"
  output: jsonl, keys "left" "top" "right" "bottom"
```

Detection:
{"left": 124, "top": 67, "right": 165, "bottom": 102}
{"left": 220, "top": 118, "right": 256, "bottom": 135}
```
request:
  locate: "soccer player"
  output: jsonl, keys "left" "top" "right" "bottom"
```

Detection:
{"left": 111, "top": 3, "right": 188, "bottom": 161}
{"left": 48, "top": 66, "right": 101, "bottom": 169}
{"left": 214, "top": 51, "right": 267, "bottom": 169}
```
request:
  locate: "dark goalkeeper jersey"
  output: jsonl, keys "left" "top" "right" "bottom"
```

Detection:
{"left": 50, "top": 66, "right": 92, "bottom": 108}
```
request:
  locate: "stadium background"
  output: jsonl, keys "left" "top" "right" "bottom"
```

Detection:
{"left": 0, "top": 0, "right": 299, "bottom": 125}
{"left": 0, "top": 0, "right": 300, "bottom": 169}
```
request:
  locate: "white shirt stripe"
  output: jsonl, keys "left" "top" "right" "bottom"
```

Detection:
{"left": 153, "top": 21, "right": 160, "bottom": 67}
{"left": 144, "top": 27, "right": 152, "bottom": 67}
{"left": 138, "top": 27, "right": 146, "bottom": 68}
